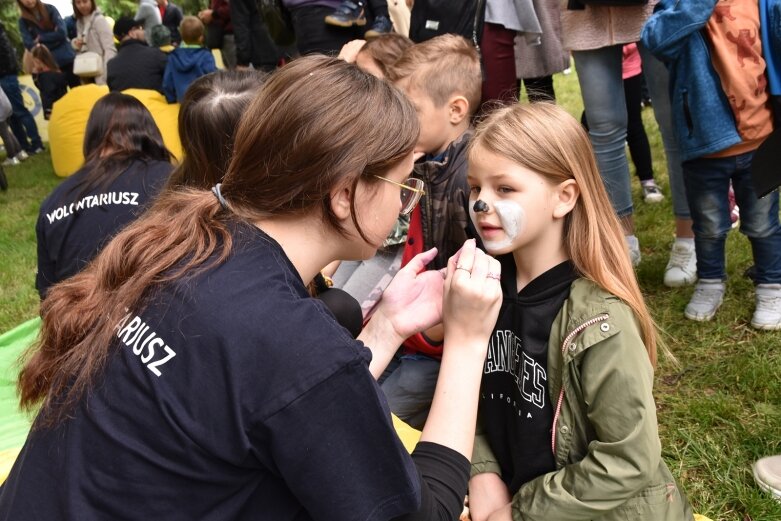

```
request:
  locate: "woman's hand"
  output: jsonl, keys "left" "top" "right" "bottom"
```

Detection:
{"left": 73, "top": 37, "right": 83, "bottom": 51}
{"left": 375, "top": 247, "right": 444, "bottom": 341}
{"left": 468, "top": 473, "right": 512, "bottom": 521}
{"left": 442, "top": 239, "right": 502, "bottom": 348}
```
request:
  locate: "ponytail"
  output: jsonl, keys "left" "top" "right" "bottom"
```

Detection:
{"left": 19, "top": 190, "right": 232, "bottom": 427}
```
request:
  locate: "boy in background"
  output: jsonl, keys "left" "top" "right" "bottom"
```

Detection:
{"left": 163, "top": 16, "right": 217, "bottom": 103}
{"left": 382, "top": 34, "right": 482, "bottom": 428}
{"left": 643, "top": 0, "right": 781, "bottom": 329}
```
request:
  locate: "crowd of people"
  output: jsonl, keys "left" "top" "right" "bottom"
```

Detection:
{"left": 0, "top": 0, "right": 780, "bottom": 519}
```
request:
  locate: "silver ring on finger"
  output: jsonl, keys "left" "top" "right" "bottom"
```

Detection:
{"left": 455, "top": 265, "right": 471, "bottom": 273}
{"left": 487, "top": 272, "right": 501, "bottom": 280}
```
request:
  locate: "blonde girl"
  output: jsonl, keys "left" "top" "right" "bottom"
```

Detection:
{"left": 465, "top": 103, "right": 693, "bottom": 521}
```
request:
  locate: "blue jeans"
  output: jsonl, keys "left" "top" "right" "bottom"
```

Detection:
{"left": 638, "top": 43, "right": 691, "bottom": 220}
{"left": 0, "top": 74, "right": 43, "bottom": 153}
{"left": 683, "top": 152, "right": 781, "bottom": 283}
{"left": 573, "top": 45, "right": 633, "bottom": 217}
{"left": 380, "top": 354, "right": 440, "bottom": 430}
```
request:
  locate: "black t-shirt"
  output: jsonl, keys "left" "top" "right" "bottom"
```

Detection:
{"left": 1, "top": 223, "right": 447, "bottom": 521}
{"left": 35, "top": 159, "right": 172, "bottom": 297}
{"left": 478, "top": 257, "right": 578, "bottom": 493}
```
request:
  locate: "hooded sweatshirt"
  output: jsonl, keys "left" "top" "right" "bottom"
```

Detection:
{"left": 162, "top": 45, "right": 217, "bottom": 103}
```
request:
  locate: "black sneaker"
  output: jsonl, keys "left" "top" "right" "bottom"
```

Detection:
{"left": 325, "top": 1, "right": 366, "bottom": 27}
{"left": 365, "top": 15, "right": 393, "bottom": 39}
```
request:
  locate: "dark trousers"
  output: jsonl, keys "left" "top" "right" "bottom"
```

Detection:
{"left": 480, "top": 22, "right": 518, "bottom": 111}
{"left": 290, "top": 5, "right": 361, "bottom": 55}
{"left": 521, "top": 75, "right": 555, "bottom": 103}
{"left": 0, "top": 74, "right": 43, "bottom": 153}
{"left": 624, "top": 73, "right": 654, "bottom": 182}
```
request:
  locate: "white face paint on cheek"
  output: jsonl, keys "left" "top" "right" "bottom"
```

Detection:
{"left": 481, "top": 200, "right": 526, "bottom": 251}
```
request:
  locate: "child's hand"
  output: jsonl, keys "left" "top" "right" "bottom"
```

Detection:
{"left": 338, "top": 39, "right": 366, "bottom": 63}
{"left": 468, "top": 473, "right": 512, "bottom": 521}
{"left": 374, "top": 247, "right": 445, "bottom": 340}
{"left": 442, "top": 239, "right": 502, "bottom": 347}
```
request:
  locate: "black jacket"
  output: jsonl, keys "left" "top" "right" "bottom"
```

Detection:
{"left": 0, "top": 22, "right": 19, "bottom": 76}
{"left": 107, "top": 39, "right": 168, "bottom": 93}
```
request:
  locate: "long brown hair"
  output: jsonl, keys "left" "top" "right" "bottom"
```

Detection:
{"left": 166, "top": 69, "right": 267, "bottom": 189}
{"left": 19, "top": 55, "right": 419, "bottom": 426}
{"left": 73, "top": 92, "right": 172, "bottom": 197}
{"left": 471, "top": 103, "right": 658, "bottom": 366}
{"left": 17, "top": 0, "right": 55, "bottom": 32}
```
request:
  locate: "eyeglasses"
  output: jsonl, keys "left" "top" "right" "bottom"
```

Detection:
{"left": 373, "top": 176, "right": 426, "bottom": 216}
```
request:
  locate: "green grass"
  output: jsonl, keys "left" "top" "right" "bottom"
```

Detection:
{"left": 1, "top": 71, "right": 780, "bottom": 520}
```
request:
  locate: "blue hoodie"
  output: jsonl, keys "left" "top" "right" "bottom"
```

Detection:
{"left": 641, "top": 0, "right": 781, "bottom": 161}
{"left": 162, "top": 46, "right": 217, "bottom": 103}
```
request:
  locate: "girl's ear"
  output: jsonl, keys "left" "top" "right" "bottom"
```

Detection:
{"left": 329, "top": 181, "right": 354, "bottom": 221}
{"left": 553, "top": 179, "right": 579, "bottom": 219}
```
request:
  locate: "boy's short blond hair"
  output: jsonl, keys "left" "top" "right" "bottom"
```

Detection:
{"left": 387, "top": 34, "right": 482, "bottom": 115}
{"left": 180, "top": 15, "right": 205, "bottom": 45}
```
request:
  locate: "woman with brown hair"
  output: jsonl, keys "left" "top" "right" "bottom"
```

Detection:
{"left": 35, "top": 92, "right": 173, "bottom": 299}
{"left": 1, "top": 55, "right": 503, "bottom": 520}
{"left": 17, "top": 0, "right": 79, "bottom": 87}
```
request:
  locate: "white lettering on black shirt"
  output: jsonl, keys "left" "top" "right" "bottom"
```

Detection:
{"left": 45, "top": 191, "right": 140, "bottom": 224}
{"left": 115, "top": 312, "right": 177, "bottom": 376}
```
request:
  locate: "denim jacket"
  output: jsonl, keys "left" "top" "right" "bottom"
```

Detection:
{"left": 641, "top": 0, "right": 740, "bottom": 161}
{"left": 642, "top": 0, "right": 781, "bottom": 161}
{"left": 472, "top": 279, "right": 694, "bottom": 521}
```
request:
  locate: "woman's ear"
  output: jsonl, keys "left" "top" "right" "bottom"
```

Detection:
{"left": 329, "top": 181, "right": 354, "bottom": 221}
{"left": 552, "top": 179, "right": 579, "bottom": 219}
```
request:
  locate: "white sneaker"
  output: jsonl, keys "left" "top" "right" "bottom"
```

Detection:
{"left": 664, "top": 240, "right": 697, "bottom": 287}
{"left": 626, "top": 235, "right": 641, "bottom": 267}
{"left": 753, "top": 455, "right": 781, "bottom": 501}
{"left": 751, "top": 284, "right": 781, "bottom": 330}
{"left": 641, "top": 182, "right": 665, "bottom": 203}
{"left": 2, "top": 156, "right": 20, "bottom": 166}
{"left": 684, "top": 279, "right": 725, "bottom": 321}
{"left": 15, "top": 150, "right": 29, "bottom": 161}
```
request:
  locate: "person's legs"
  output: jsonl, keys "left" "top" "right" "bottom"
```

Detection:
{"left": 61, "top": 62, "right": 80, "bottom": 89}
{"left": 0, "top": 75, "right": 43, "bottom": 153}
{"left": 480, "top": 23, "right": 518, "bottom": 111}
{"left": 521, "top": 75, "right": 555, "bottom": 103}
{"left": 573, "top": 45, "right": 638, "bottom": 262}
{"left": 573, "top": 45, "right": 632, "bottom": 217}
{"left": 623, "top": 74, "right": 654, "bottom": 183}
{"left": 730, "top": 153, "right": 781, "bottom": 329}
{"left": 637, "top": 43, "right": 697, "bottom": 285}
{"left": 0, "top": 120, "right": 22, "bottom": 160}
{"left": 683, "top": 156, "right": 733, "bottom": 321}
{"left": 380, "top": 355, "right": 440, "bottom": 430}
{"left": 221, "top": 34, "right": 237, "bottom": 70}
{"left": 730, "top": 157, "right": 781, "bottom": 284}
{"left": 293, "top": 6, "right": 358, "bottom": 55}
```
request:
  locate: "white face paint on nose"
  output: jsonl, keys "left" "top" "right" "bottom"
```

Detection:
{"left": 479, "top": 199, "right": 526, "bottom": 252}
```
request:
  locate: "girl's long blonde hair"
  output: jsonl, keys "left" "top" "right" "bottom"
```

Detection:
{"left": 471, "top": 103, "right": 658, "bottom": 366}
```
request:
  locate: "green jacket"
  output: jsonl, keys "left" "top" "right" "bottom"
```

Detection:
{"left": 471, "top": 278, "right": 694, "bottom": 521}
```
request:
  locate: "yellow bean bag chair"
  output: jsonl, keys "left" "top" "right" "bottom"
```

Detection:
{"left": 48, "top": 84, "right": 109, "bottom": 177}
{"left": 48, "top": 87, "right": 181, "bottom": 178}
{"left": 121, "top": 89, "right": 182, "bottom": 161}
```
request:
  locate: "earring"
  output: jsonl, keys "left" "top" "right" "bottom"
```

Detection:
{"left": 473, "top": 200, "right": 489, "bottom": 213}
